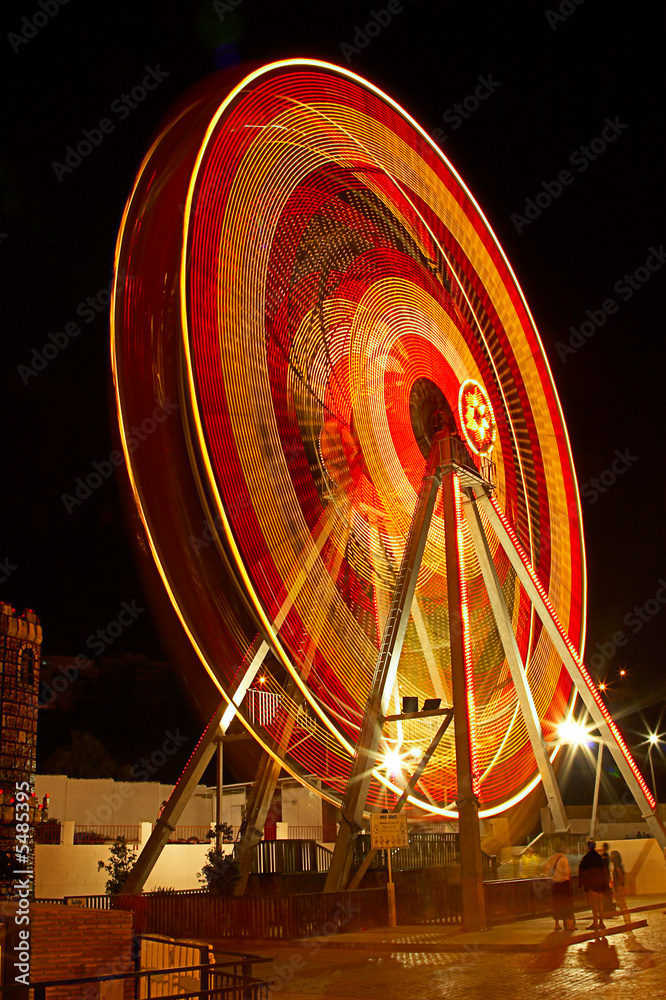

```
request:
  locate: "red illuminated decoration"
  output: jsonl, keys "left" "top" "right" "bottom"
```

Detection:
{"left": 111, "top": 60, "right": 595, "bottom": 819}
{"left": 458, "top": 379, "right": 496, "bottom": 456}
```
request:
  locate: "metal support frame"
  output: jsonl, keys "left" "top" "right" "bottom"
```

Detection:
{"left": 463, "top": 490, "right": 569, "bottom": 832}
{"left": 324, "top": 435, "right": 446, "bottom": 892}
{"left": 233, "top": 751, "right": 284, "bottom": 895}
{"left": 215, "top": 738, "right": 224, "bottom": 852}
{"left": 590, "top": 741, "right": 603, "bottom": 841}
{"left": 119, "top": 700, "right": 227, "bottom": 895}
{"left": 348, "top": 709, "right": 454, "bottom": 890}
{"left": 474, "top": 487, "right": 666, "bottom": 848}
{"left": 440, "top": 464, "right": 487, "bottom": 931}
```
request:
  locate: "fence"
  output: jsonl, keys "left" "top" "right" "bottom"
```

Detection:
{"left": 352, "top": 832, "right": 497, "bottom": 877}
{"left": 37, "top": 873, "right": 589, "bottom": 939}
{"left": 63, "top": 894, "right": 112, "bottom": 909}
{"left": 251, "top": 839, "right": 332, "bottom": 874}
{"left": 114, "top": 887, "right": 385, "bottom": 940}
{"left": 73, "top": 824, "right": 140, "bottom": 844}
{"left": 34, "top": 823, "right": 61, "bottom": 844}
{"left": 484, "top": 875, "right": 587, "bottom": 925}
{"left": 526, "top": 832, "right": 589, "bottom": 859}
{"left": 286, "top": 825, "right": 325, "bottom": 840}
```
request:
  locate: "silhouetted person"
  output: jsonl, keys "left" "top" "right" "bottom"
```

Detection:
{"left": 598, "top": 841, "right": 614, "bottom": 916}
{"left": 578, "top": 839, "right": 606, "bottom": 932}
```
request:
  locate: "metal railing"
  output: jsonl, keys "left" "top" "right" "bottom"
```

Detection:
{"left": 484, "top": 874, "right": 587, "bottom": 925}
{"left": 526, "top": 831, "right": 589, "bottom": 859}
{"left": 352, "top": 831, "right": 497, "bottom": 877}
{"left": 286, "top": 825, "right": 325, "bottom": 840}
{"left": 24, "top": 959, "right": 272, "bottom": 999}
{"left": 34, "top": 823, "right": 61, "bottom": 844}
{"left": 73, "top": 824, "right": 140, "bottom": 843}
{"left": 251, "top": 838, "right": 331, "bottom": 874}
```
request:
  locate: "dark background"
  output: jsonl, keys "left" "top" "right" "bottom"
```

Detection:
{"left": 1, "top": 0, "right": 664, "bottom": 800}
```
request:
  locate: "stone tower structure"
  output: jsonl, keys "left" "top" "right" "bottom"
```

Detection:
{"left": 0, "top": 604, "right": 42, "bottom": 880}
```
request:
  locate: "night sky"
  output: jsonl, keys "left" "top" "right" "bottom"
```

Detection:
{"left": 2, "top": 1, "right": 664, "bottom": 795}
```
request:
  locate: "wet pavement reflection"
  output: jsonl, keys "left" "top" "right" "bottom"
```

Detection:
{"left": 262, "top": 908, "right": 666, "bottom": 999}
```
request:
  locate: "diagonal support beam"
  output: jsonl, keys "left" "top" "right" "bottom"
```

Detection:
{"left": 475, "top": 488, "right": 666, "bottom": 848}
{"left": 463, "top": 489, "right": 569, "bottom": 831}
{"left": 325, "top": 436, "right": 446, "bottom": 891}
{"left": 118, "top": 700, "right": 227, "bottom": 894}
{"left": 348, "top": 709, "right": 454, "bottom": 890}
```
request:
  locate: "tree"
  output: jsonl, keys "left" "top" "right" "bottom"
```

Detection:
{"left": 45, "top": 731, "right": 131, "bottom": 779}
{"left": 97, "top": 836, "right": 138, "bottom": 895}
{"left": 206, "top": 822, "right": 235, "bottom": 844}
{"left": 197, "top": 847, "right": 241, "bottom": 895}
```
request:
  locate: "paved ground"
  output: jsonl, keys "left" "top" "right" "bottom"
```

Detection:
{"left": 214, "top": 897, "right": 666, "bottom": 1000}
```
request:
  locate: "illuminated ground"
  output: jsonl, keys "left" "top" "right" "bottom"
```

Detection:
{"left": 222, "top": 900, "right": 666, "bottom": 999}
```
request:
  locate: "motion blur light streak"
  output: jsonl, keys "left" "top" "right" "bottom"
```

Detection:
{"left": 112, "top": 59, "right": 589, "bottom": 819}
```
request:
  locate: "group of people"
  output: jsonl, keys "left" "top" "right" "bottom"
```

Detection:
{"left": 543, "top": 839, "right": 628, "bottom": 933}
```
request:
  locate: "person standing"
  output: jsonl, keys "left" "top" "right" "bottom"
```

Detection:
{"left": 578, "top": 839, "right": 607, "bottom": 932}
{"left": 598, "top": 841, "right": 614, "bottom": 916}
{"left": 544, "top": 845, "right": 575, "bottom": 931}
{"left": 610, "top": 850, "right": 631, "bottom": 927}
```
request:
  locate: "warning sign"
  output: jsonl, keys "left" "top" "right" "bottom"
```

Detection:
{"left": 370, "top": 811, "right": 409, "bottom": 849}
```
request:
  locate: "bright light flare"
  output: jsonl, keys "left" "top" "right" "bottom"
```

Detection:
{"left": 557, "top": 720, "right": 592, "bottom": 746}
{"left": 380, "top": 747, "right": 407, "bottom": 774}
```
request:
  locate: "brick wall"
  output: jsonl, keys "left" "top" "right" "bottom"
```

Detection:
{"left": 31, "top": 903, "right": 134, "bottom": 999}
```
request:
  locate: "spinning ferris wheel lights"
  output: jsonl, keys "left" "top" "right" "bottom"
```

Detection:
{"left": 110, "top": 60, "right": 665, "bottom": 908}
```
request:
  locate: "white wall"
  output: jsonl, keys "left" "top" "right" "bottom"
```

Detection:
{"left": 281, "top": 780, "right": 322, "bottom": 830}
{"left": 603, "top": 838, "right": 666, "bottom": 896}
{"left": 36, "top": 775, "right": 323, "bottom": 836}
{"left": 36, "top": 776, "right": 217, "bottom": 829}
{"left": 35, "top": 841, "right": 232, "bottom": 898}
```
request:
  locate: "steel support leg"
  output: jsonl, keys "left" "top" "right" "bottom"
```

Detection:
{"left": 441, "top": 470, "right": 486, "bottom": 931}
{"left": 476, "top": 488, "right": 666, "bottom": 848}
{"left": 233, "top": 751, "right": 283, "bottom": 894}
{"left": 215, "top": 738, "right": 224, "bottom": 852}
{"left": 325, "top": 438, "right": 445, "bottom": 892}
{"left": 119, "top": 700, "right": 227, "bottom": 894}
{"left": 463, "top": 490, "right": 569, "bottom": 832}
{"left": 348, "top": 709, "right": 454, "bottom": 890}
{"left": 590, "top": 743, "right": 603, "bottom": 841}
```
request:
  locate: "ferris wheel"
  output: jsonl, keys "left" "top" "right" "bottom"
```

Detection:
{"left": 111, "top": 59, "right": 664, "bottom": 895}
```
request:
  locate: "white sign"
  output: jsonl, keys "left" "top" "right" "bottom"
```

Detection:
{"left": 370, "top": 811, "right": 409, "bottom": 849}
